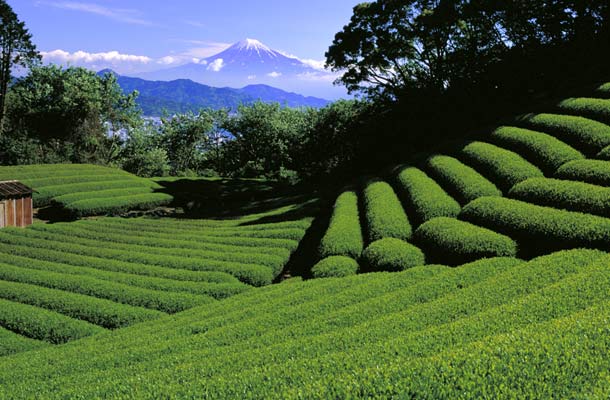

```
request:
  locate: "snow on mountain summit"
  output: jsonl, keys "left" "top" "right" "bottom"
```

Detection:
{"left": 232, "top": 38, "right": 274, "bottom": 54}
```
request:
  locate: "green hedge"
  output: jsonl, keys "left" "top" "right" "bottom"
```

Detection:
{"left": 362, "top": 180, "right": 412, "bottom": 242}
{"left": 426, "top": 155, "right": 502, "bottom": 204}
{"left": 489, "top": 126, "right": 584, "bottom": 174}
{"left": 318, "top": 191, "right": 364, "bottom": 259}
{"left": 517, "top": 113, "right": 610, "bottom": 156}
{"left": 65, "top": 193, "right": 173, "bottom": 217}
{"left": 596, "top": 82, "right": 610, "bottom": 96}
{"left": 557, "top": 97, "right": 610, "bottom": 125}
{"left": 460, "top": 196, "right": 610, "bottom": 255}
{"left": 0, "top": 298, "right": 104, "bottom": 344}
{"left": 598, "top": 145, "right": 610, "bottom": 160}
{"left": 0, "top": 280, "right": 163, "bottom": 329}
{"left": 509, "top": 178, "right": 610, "bottom": 217}
{"left": 311, "top": 256, "right": 359, "bottom": 278}
{"left": 361, "top": 238, "right": 425, "bottom": 272}
{"left": 53, "top": 186, "right": 157, "bottom": 205}
{"left": 460, "top": 141, "right": 543, "bottom": 192}
{"left": 395, "top": 166, "right": 460, "bottom": 225}
{"left": 413, "top": 217, "right": 518, "bottom": 265}
{"left": 555, "top": 159, "right": 610, "bottom": 186}
{"left": 0, "top": 326, "right": 47, "bottom": 357}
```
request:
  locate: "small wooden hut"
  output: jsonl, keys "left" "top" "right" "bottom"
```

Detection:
{"left": 0, "top": 180, "right": 33, "bottom": 228}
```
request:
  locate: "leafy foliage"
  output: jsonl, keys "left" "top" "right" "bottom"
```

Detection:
{"left": 311, "top": 256, "right": 359, "bottom": 278}
{"left": 361, "top": 238, "right": 425, "bottom": 272}
{"left": 318, "top": 190, "right": 364, "bottom": 259}
{"left": 555, "top": 159, "right": 610, "bottom": 186}
{"left": 363, "top": 180, "right": 412, "bottom": 242}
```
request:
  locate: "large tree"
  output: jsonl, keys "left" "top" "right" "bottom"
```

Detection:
{"left": 0, "top": 0, "right": 39, "bottom": 132}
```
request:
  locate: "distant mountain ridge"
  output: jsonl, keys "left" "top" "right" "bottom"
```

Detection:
{"left": 99, "top": 69, "right": 330, "bottom": 116}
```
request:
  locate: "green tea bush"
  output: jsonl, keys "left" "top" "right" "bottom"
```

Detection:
{"left": 311, "top": 256, "right": 359, "bottom": 278}
{"left": 363, "top": 180, "right": 412, "bottom": 242}
{"left": 318, "top": 191, "right": 364, "bottom": 259}
{"left": 0, "top": 298, "right": 104, "bottom": 344}
{"left": 361, "top": 238, "right": 425, "bottom": 272}
{"left": 460, "top": 141, "right": 543, "bottom": 192}
{"left": 517, "top": 113, "right": 610, "bottom": 155}
{"left": 0, "top": 327, "right": 47, "bottom": 357}
{"left": 596, "top": 82, "right": 610, "bottom": 96}
{"left": 395, "top": 166, "right": 460, "bottom": 225}
{"left": 65, "top": 193, "right": 173, "bottom": 217}
{"left": 460, "top": 196, "right": 610, "bottom": 254}
{"left": 489, "top": 126, "right": 584, "bottom": 174}
{"left": 413, "top": 217, "right": 517, "bottom": 265}
{"left": 509, "top": 178, "right": 610, "bottom": 217}
{"left": 555, "top": 159, "right": 610, "bottom": 186}
{"left": 426, "top": 155, "right": 502, "bottom": 204}
{"left": 557, "top": 97, "right": 610, "bottom": 125}
{"left": 598, "top": 145, "right": 610, "bottom": 160}
{"left": 52, "top": 187, "right": 156, "bottom": 205}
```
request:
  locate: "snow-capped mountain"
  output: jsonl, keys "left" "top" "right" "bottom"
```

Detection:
{"left": 138, "top": 39, "right": 344, "bottom": 99}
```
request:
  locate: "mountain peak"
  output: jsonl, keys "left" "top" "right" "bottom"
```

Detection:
{"left": 230, "top": 38, "right": 274, "bottom": 54}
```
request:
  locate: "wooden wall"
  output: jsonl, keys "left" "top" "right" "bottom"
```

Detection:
{"left": 0, "top": 196, "right": 33, "bottom": 228}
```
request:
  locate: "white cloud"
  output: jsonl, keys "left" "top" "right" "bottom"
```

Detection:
{"left": 38, "top": 1, "right": 153, "bottom": 26}
{"left": 42, "top": 49, "right": 152, "bottom": 64}
{"left": 277, "top": 50, "right": 327, "bottom": 71}
{"left": 158, "top": 56, "right": 179, "bottom": 65}
{"left": 182, "top": 41, "right": 231, "bottom": 59}
{"left": 297, "top": 71, "right": 339, "bottom": 82}
{"left": 207, "top": 58, "right": 224, "bottom": 72}
{"left": 247, "top": 75, "right": 256, "bottom": 80}
{"left": 267, "top": 71, "right": 282, "bottom": 78}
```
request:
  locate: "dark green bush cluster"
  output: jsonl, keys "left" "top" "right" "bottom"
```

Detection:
{"left": 489, "top": 126, "right": 584, "bottom": 174}
{"left": 598, "top": 145, "right": 610, "bottom": 160}
{"left": 517, "top": 113, "right": 610, "bottom": 156}
{"left": 0, "top": 298, "right": 104, "bottom": 344}
{"left": 318, "top": 191, "right": 364, "bottom": 259}
{"left": 0, "top": 326, "right": 47, "bottom": 357}
{"left": 555, "top": 159, "right": 610, "bottom": 186}
{"left": 311, "top": 256, "right": 359, "bottom": 278}
{"left": 460, "top": 141, "right": 543, "bottom": 192}
{"left": 426, "top": 154, "right": 502, "bottom": 204}
{"left": 413, "top": 217, "right": 517, "bottom": 265}
{"left": 361, "top": 238, "right": 425, "bottom": 272}
{"left": 65, "top": 193, "right": 173, "bottom": 217}
{"left": 0, "top": 279, "right": 163, "bottom": 329}
{"left": 596, "top": 82, "right": 610, "bottom": 96}
{"left": 395, "top": 166, "right": 460, "bottom": 225}
{"left": 460, "top": 196, "right": 610, "bottom": 255}
{"left": 509, "top": 178, "right": 610, "bottom": 217}
{"left": 362, "top": 180, "right": 412, "bottom": 242}
{"left": 557, "top": 97, "right": 610, "bottom": 125}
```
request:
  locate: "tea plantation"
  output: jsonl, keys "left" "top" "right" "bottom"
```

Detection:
{"left": 1, "top": 82, "right": 610, "bottom": 397}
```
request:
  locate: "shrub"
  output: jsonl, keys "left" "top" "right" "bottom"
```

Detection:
{"left": 489, "top": 126, "right": 584, "bottom": 174}
{"left": 509, "top": 178, "right": 610, "bottom": 217}
{"left": 395, "top": 166, "right": 460, "bottom": 225}
{"left": 413, "top": 217, "right": 517, "bottom": 265}
{"left": 426, "top": 155, "right": 502, "bottom": 204}
{"left": 460, "top": 196, "right": 610, "bottom": 255}
{"left": 517, "top": 113, "right": 610, "bottom": 156}
{"left": 555, "top": 159, "right": 610, "bottom": 186}
{"left": 0, "top": 327, "right": 47, "bottom": 357}
{"left": 460, "top": 141, "right": 543, "bottom": 192}
{"left": 363, "top": 180, "right": 412, "bottom": 242}
{"left": 598, "top": 145, "right": 610, "bottom": 160}
{"left": 361, "top": 238, "right": 425, "bottom": 272}
{"left": 557, "top": 97, "right": 610, "bottom": 125}
{"left": 596, "top": 82, "right": 610, "bottom": 96}
{"left": 318, "top": 191, "right": 364, "bottom": 259}
{"left": 311, "top": 256, "right": 359, "bottom": 278}
{"left": 65, "top": 193, "right": 173, "bottom": 217}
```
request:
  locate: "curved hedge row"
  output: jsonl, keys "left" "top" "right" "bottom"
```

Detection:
{"left": 596, "top": 82, "right": 610, "bottom": 96}
{"left": 555, "top": 159, "right": 610, "bottom": 186}
{"left": 395, "top": 166, "right": 460, "bottom": 225}
{"left": 65, "top": 193, "right": 173, "bottom": 217}
{"left": 557, "top": 97, "right": 610, "bottom": 125}
{"left": 362, "top": 180, "right": 412, "bottom": 242}
{"left": 460, "top": 141, "right": 543, "bottom": 192}
{"left": 0, "top": 298, "right": 104, "bottom": 344}
{"left": 426, "top": 155, "right": 502, "bottom": 204}
{"left": 311, "top": 256, "right": 359, "bottom": 278}
{"left": 460, "top": 196, "right": 610, "bottom": 254}
{"left": 509, "top": 178, "right": 610, "bottom": 217}
{"left": 318, "top": 191, "right": 364, "bottom": 259}
{"left": 0, "top": 279, "right": 163, "bottom": 329}
{"left": 517, "top": 113, "right": 610, "bottom": 156}
{"left": 598, "top": 145, "right": 610, "bottom": 160}
{"left": 0, "top": 326, "right": 47, "bottom": 357}
{"left": 361, "top": 238, "right": 425, "bottom": 272}
{"left": 413, "top": 217, "right": 518, "bottom": 265}
{"left": 489, "top": 126, "right": 584, "bottom": 174}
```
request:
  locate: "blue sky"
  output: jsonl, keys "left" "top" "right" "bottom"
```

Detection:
{"left": 9, "top": 0, "right": 361, "bottom": 74}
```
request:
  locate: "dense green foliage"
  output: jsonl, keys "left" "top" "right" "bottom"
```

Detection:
{"left": 361, "top": 238, "right": 425, "bottom": 272}
{"left": 489, "top": 126, "right": 584, "bottom": 174}
{"left": 362, "top": 180, "right": 412, "bottom": 242}
{"left": 395, "top": 166, "right": 460, "bottom": 225}
{"left": 558, "top": 97, "right": 610, "bottom": 125}
{"left": 517, "top": 113, "right": 610, "bottom": 156}
{"left": 311, "top": 256, "right": 359, "bottom": 278}
{"left": 318, "top": 191, "right": 364, "bottom": 259}
{"left": 555, "top": 159, "right": 610, "bottom": 186}
{"left": 509, "top": 178, "right": 610, "bottom": 217}
{"left": 599, "top": 144, "right": 610, "bottom": 160}
{"left": 425, "top": 155, "right": 502, "bottom": 204}
{"left": 0, "top": 326, "right": 46, "bottom": 357}
{"left": 413, "top": 217, "right": 518, "bottom": 265}
{"left": 461, "top": 196, "right": 610, "bottom": 255}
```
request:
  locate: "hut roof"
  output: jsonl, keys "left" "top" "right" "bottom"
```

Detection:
{"left": 0, "top": 180, "right": 34, "bottom": 199}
